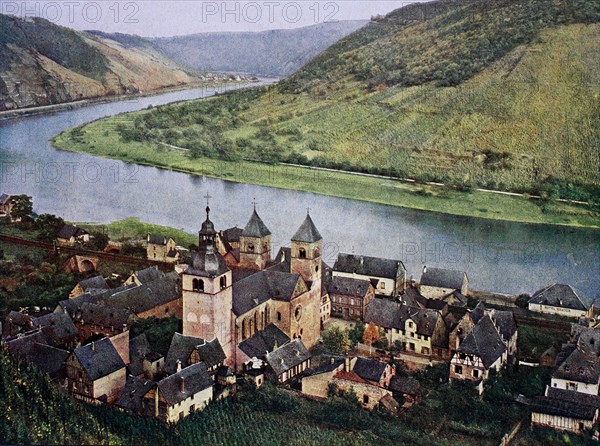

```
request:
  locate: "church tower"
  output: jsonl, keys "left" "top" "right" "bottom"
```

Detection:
{"left": 290, "top": 212, "right": 323, "bottom": 285}
{"left": 182, "top": 201, "right": 234, "bottom": 364}
{"left": 238, "top": 206, "right": 272, "bottom": 270}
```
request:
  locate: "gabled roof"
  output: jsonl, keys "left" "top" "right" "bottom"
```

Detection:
{"left": 308, "top": 358, "right": 344, "bottom": 376}
{"left": 147, "top": 234, "right": 172, "bottom": 245}
{"left": 164, "top": 333, "right": 226, "bottom": 374}
{"left": 389, "top": 376, "right": 421, "bottom": 396}
{"left": 133, "top": 266, "right": 164, "bottom": 284}
{"left": 221, "top": 226, "right": 243, "bottom": 244}
{"left": 420, "top": 267, "right": 466, "bottom": 290}
{"left": 73, "top": 338, "right": 125, "bottom": 381}
{"left": 29, "top": 343, "right": 70, "bottom": 377}
{"left": 104, "top": 274, "right": 179, "bottom": 315}
{"left": 291, "top": 214, "right": 322, "bottom": 243}
{"left": 401, "top": 286, "right": 428, "bottom": 308}
{"left": 266, "top": 338, "right": 311, "bottom": 375}
{"left": 353, "top": 357, "right": 388, "bottom": 383}
{"left": 242, "top": 210, "right": 271, "bottom": 238}
{"left": 333, "top": 369, "right": 366, "bottom": 384}
{"left": 116, "top": 375, "right": 156, "bottom": 413}
{"left": 77, "top": 302, "right": 132, "bottom": 328}
{"left": 364, "top": 298, "right": 405, "bottom": 330}
{"left": 233, "top": 270, "right": 304, "bottom": 316}
{"left": 334, "top": 253, "right": 404, "bottom": 280}
{"left": 529, "top": 284, "right": 591, "bottom": 311}
{"left": 457, "top": 316, "right": 506, "bottom": 369}
{"left": 129, "top": 334, "right": 151, "bottom": 376}
{"left": 0, "top": 193, "right": 12, "bottom": 205}
{"left": 470, "top": 302, "right": 486, "bottom": 324}
{"left": 77, "top": 276, "right": 110, "bottom": 292}
{"left": 546, "top": 387, "right": 600, "bottom": 409}
{"left": 530, "top": 395, "right": 598, "bottom": 421}
{"left": 32, "top": 312, "right": 78, "bottom": 346}
{"left": 57, "top": 224, "right": 88, "bottom": 240}
{"left": 156, "top": 362, "right": 213, "bottom": 406}
{"left": 552, "top": 348, "right": 600, "bottom": 385}
{"left": 489, "top": 309, "right": 517, "bottom": 343}
{"left": 238, "top": 323, "right": 290, "bottom": 359}
{"left": 328, "top": 276, "right": 372, "bottom": 297}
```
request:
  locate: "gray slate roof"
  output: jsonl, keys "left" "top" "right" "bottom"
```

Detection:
{"left": 364, "top": 298, "right": 441, "bottom": 337}
{"left": 164, "top": 333, "right": 226, "bottom": 374}
{"left": 156, "top": 362, "right": 213, "bottom": 406}
{"left": 129, "top": 333, "right": 151, "bottom": 376}
{"left": 238, "top": 323, "right": 290, "bottom": 358}
{"left": 489, "top": 309, "right": 517, "bottom": 343}
{"left": 529, "top": 284, "right": 591, "bottom": 311}
{"left": 530, "top": 395, "right": 598, "bottom": 421}
{"left": 353, "top": 357, "right": 388, "bottom": 383}
{"left": 188, "top": 244, "right": 230, "bottom": 278}
{"left": 291, "top": 214, "right": 322, "bottom": 243}
{"left": 242, "top": 210, "right": 271, "bottom": 238}
{"left": 328, "top": 276, "right": 372, "bottom": 297}
{"left": 57, "top": 224, "right": 88, "bottom": 239}
{"left": 420, "top": 267, "right": 466, "bottom": 290}
{"left": 389, "top": 376, "right": 421, "bottom": 396}
{"left": 116, "top": 375, "right": 156, "bottom": 413}
{"left": 28, "top": 343, "right": 70, "bottom": 377}
{"left": 77, "top": 302, "right": 132, "bottom": 328}
{"left": 147, "top": 234, "right": 171, "bottom": 245}
{"left": 221, "top": 227, "right": 243, "bottom": 243}
{"left": 546, "top": 387, "right": 600, "bottom": 409}
{"left": 105, "top": 273, "right": 179, "bottom": 315}
{"left": 233, "top": 270, "right": 303, "bottom": 316}
{"left": 0, "top": 193, "right": 12, "bottom": 205}
{"left": 553, "top": 348, "right": 600, "bottom": 385}
{"left": 73, "top": 337, "right": 125, "bottom": 381}
{"left": 32, "top": 312, "right": 78, "bottom": 346}
{"left": 133, "top": 267, "right": 164, "bottom": 284}
{"left": 266, "top": 338, "right": 311, "bottom": 376}
{"left": 334, "top": 253, "right": 404, "bottom": 279}
{"left": 78, "top": 276, "right": 110, "bottom": 292}
{"left": 457, "top": 315, "right": 506, "bottom": 369}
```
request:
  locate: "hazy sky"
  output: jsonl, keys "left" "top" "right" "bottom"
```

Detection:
{"left": 1, "top": 0, "right": 429, "bottom": 36}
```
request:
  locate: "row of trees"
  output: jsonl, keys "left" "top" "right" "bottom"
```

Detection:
{"left": 320, "top": 321, "right": 388, "bottom": 355}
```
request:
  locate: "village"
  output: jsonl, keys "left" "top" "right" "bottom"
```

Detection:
{"left": 1, "top": 192, "right": 599, "bottom": 438}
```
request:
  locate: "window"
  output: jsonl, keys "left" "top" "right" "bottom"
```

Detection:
{"left": 350, "top": 298, "right": 355, "bottom": 306}
{"left": 277, "top": 311, "right": 282, "bottom": 322}
{"left": 299, "top": 248, "right": 306, "bottom": 259}
{"left": 579, "top": 422, "right": 585, "bottom": 432}
{"left": 408, "top": 321, "right": 413, "bottom": 328}
{"left": 192, "top": 278, "right": 204, "bottom": 292}
{"left": 473, "top": 369, "right": 479, "bottom": 378}
{"left": 567, "top": 382, "right": 578, "bottom": 391}
{"left": 455, "top": 365, "right": 463, "bottom": 374}
{"left": 315, "top": 265, "right": 319, "bottom": 272}
{"left": 363, "top": 395, "right": 369, "bottom": 404}
{"left": 421, "top": 347, "right": 430, "bottom": 355}
{"left": 409, "top": 342, "right": 415, "bottom": 351}
{"left": 220, "top": 276, "right": 227, "bottom": 289}
{"left": 380, "top": 282, "right": 385, "bottom": 290}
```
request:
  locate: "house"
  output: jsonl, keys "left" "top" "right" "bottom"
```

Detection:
{"left": 125, "top": 266, "right": 165, "bottom": 286}
{"left": 128, "top": 333, "right": 152, "bottom": 377}
{"left": 530, "top": 387, "right": 600, "bottom": 435}
{"left": 333, "top": 253, "right": 406, "bottom": 297}
{"left": 3, "top": 310, "right": 34, "bottom": 338}
{"left": 31, "top": 312, "right": 79, "bottom": 349}
{"left": 164, "top": 333, "right": 226, "bottom": 375}
{"left": 419, "top": 266, "right": 468, "bottom": 299}
{"left": 550, "top": 328, "right": 600, "bottom": 395}
{"left": 6, "top": 332, "right": 69, "bottom": 382}
{"left": 528, "top": 284, "right": 591, "bottom": 318}
{"left": 352, "top": 357, "right": 394, "bottom": 387}
{"left": 69, "top": 276, "right": 110, "bottom": 298}
{"left": 146, "top": 234, "right": 179, "bottom": 263}
{"left": 388, "top": 376, "right": 421, "bottom": 406}
{"left": 328, "top": 276, "right": 375, "bottom": 321}
{"left": 237, "top": 323, "right": 290, "bottom": 368}
{"left": 489, "top": 309, "right": 518, "bottom": 357}
{"left": 143, "top": 362, "right": 214, "bottom": 423}
{"left": 116, "top": 375, "right": 156, "bottom": 414}
{"left": 57, "top": 224, "right": 90, "bottom": 246}
{"left": 330, "top": 357, "right": 394, "bottom": 410}
{"left": 0, "top": 193, "right": 15, "bottom": 219}
{"left": 265, "top": 338, "right": 312, "bottom": 383}
{"left": 448, "top": 302, "right": 485, "bottom": 353}
{"left": 449, "top": 316, "right": 507, "bottom": 390}
{"left": 65, "top": 338, "right": 127, "bottom": 404}
{"left": 364, "top": 298, "right": 449, "bottom": 359}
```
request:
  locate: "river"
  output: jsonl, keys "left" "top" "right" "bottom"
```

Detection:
{"left": 0, "top": 83, "right": 598, "bottom": 298}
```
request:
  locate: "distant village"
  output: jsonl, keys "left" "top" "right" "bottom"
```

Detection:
{"left": 1, "top": 191, "right": 599, "bottom": 436}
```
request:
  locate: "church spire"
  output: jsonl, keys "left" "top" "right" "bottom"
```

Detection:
{"left": 199, "top": 192, "right": 216, "bottom": 243}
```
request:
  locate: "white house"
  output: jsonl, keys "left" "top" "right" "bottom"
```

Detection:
{"left": 528, "top": 284, "right": 590, "bottom": 318}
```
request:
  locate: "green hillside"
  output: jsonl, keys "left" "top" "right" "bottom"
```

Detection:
{"left": 55, "top": 0, "right": 600, "bottom": 225}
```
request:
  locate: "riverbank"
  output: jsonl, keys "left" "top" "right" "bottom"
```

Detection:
{"left": 52, "top": 119, "right": 600, "bottom": 229}
{"left": 0, "top": 79, "right": 260, "bottom": 121}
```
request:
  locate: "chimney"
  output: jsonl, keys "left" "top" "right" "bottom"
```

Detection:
{"left": 180, "top": 376, "right": 185, "bottom": 393}
{"left": 91, "top": 341, "right": 95, "bottom": 351}
{"left": 344, "top": 356, "right": 351, "bottom": 373}
{"left": 423, "top": 265, "right": 427, "bottom": 273}
{"left": 360, "top": 256, "right": 364, "bottom": 265}
{"left": 330, "top": 357, "right": 335, "bottom": 365}
{"left": 176, "top": 359, "right": 182, "bottom": 373}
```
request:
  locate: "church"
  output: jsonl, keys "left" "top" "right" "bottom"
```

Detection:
{"left": 179, "top": 201, "right": 328, "bottom": 371}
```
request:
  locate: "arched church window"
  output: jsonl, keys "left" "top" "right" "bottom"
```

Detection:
{"left": 192, "top": 278, "right": 204, "bottom": 292}
{"left": 315, "top": 265, "right": 319, "bottom": 273}
{"left": 220, "top": 276, "right": 227, "bottom": 289}
{"left": 314, "top": 247, "right": 320, "bottom": 257}
{"left": 299, "top": 248, "right": 306, "bottom": 259}
{"left": 248, "top": 243, "right": 255, "bottom": 253}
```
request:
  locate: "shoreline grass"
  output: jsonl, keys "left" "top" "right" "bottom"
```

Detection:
{"left": 52, "top": 125, "right": 600, "bottom": 229}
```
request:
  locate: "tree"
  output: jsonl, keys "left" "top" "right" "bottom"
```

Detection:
{"left": 321, "top": 326, "right": 351, "bottom": 354}
{"left": 348, "top": 321, "right": 365, "bottom": 347}
{"left": 515, "top": 293, "right": 530, "bottom": 309}
{"left": 88, "top": 232, "right": 109, "bottom": 251}
{"left": 10, "top": 195, "right": 33, "bottom": 221}
{"left": 363, "top": 321, "right": 381, "bottom": 355}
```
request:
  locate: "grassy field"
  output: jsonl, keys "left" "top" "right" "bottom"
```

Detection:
{"left": 77, "top": 217, "right": 198, "bottom": 247}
